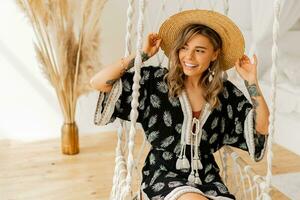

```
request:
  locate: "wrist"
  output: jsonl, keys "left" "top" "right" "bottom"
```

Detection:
{"left": 246, "top": 77, "right": 258, "bottom": 85}
{"left": 141, "top": 51, "right": 150, "bottom": 62}
{"left": 244, "top": 79, "right": 261, "bottom": 97}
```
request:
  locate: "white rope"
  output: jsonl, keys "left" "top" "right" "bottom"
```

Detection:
{"left": 244, "top": 165, "right": 255, "bottom": 200}
{"left": 178, "top": 0, "right": 185, "bottom": 12}
{"left": 223, "top": 0, "right": 229, "bottom": 16}
{"left": 110, "top": 120, "right": 127, "bottom": 200}
{"left": 264, "top": 0, "right": 282, "bottom": 198}
{"left": 231, "top": 151, "right": 247, "bottom": 199}
{"left": 153, "top": 0, "right": 168, "bottom": 31}
{"left": 125, "top": 0, "right": 135, "bottom": 57}
{"left": 230, "top": 152, "right": 240, "bottom": 195}
{"left": 236, "top": 164, "right": 247, "bottom": 199}
{"left": 219, "top": 148, "right": 228, "bottom": 185}
{"left": 154, "top": 0, "right": 168, "bottom": 66}
{"left": 253, "top": 175, "right": 263, "bottom": 199}
{"left": 111, "top": 0, "right": 135, "bottom": 199}
{"left": 224, "top": 146, "right": 265, "bottom": 199}
{"left": 121, "top": 0, "right": 146, "bottom": 199}
{"left": 208, "top": 0, "right": 218, "bottom": 11}
{"left": 192, "top": 0, "right": 199, "bottom": 9}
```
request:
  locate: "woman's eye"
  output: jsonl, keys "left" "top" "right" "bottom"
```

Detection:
{"left": 181, "top": 46, "right": 188, "bottom": 50}
{"left": 196, "top": 49, "right": 205, "bottom": 53}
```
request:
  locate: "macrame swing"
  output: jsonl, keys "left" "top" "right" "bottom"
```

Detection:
{"left": 95, "top": 0, "right": 282, "bottom": 199}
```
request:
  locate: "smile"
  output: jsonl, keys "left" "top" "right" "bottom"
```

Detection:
{"left": 184, "top": 62, "right": 199, "bottom": 68}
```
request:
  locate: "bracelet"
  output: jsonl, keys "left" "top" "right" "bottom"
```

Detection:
{"left": 120, "top": 57, "right": 127, "bottom": 70}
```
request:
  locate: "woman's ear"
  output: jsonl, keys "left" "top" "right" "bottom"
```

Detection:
{"left": 211, "top": 49, "right": 220, "bottom": 61}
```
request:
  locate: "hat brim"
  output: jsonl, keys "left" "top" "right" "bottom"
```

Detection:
{"left": 158, "top": 9, "right": 245, "bottom": 70}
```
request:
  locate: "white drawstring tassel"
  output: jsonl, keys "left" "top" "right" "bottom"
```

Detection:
{"left": 188, "top": 170, "right": 195, "bottom": 183}
{"left": 194, "top": 171, "right": 202, "bottom": 185}
{"left": 188, "top": 138, "right": 195, "bottom": 183}
{"left": 182, "top": 145, "right": 190, "bottom": 169}
{"left": 189, "top": 118, "right": 203, "bottom": 185}
{"left": 194, "top": 127, "right": 202, "bottom": 185}
{"left": 176, "top": 144, "right": 190, "bottom": 170}
{"left": 176, "top": 144, "right": 184, "bottom": 170}
{"left": 191, "top": 118, "right": 203, "bottom": 170}
{"left": 187, "top": 102, "right": 211, "bottom": 185}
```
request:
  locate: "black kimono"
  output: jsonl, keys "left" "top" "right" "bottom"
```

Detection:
{"left": 96, "top": 66, "right": 267, "bottom": 200}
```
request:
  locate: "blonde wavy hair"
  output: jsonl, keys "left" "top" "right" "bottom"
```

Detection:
{"left": 165, "top": 24, "right": 224, "bottom": 108}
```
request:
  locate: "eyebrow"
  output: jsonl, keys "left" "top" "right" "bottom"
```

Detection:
{"left": 184, "top": 44, "right": 207, "bottom": 49}
{"left": 195, "top": 46, "right": 207, "bottom": 49}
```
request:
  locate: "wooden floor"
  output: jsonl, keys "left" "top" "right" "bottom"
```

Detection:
{"left": 1, "top": 131, "right": 299, "bottom": 200}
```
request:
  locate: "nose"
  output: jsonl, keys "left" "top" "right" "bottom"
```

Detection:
{"left": 185, "top": 49, "right": 194, "bottom": 60}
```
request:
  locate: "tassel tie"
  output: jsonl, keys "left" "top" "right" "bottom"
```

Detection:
{"left": 176, "top": 117, "right": 204, "bottom": 185}
{"left": 176, "top": 143, "right": 190, "bottom": 169}
{"left": 188, "top": 118, "right": 203, "bottom": 185}
{"left": 177, "top": 94, "right": 210, "bottom": 185}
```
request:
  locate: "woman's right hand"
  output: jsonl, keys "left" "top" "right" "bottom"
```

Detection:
{"left": 143, "top": 33, "right": 162, "bottom": 58}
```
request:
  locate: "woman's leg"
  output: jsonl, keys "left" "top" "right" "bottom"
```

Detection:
{"left": 177, "top": 192, "right": 209, "bottom": 200}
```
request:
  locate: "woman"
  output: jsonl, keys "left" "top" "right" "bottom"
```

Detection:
{"left": 91, "top": 10, "right": 269, "bottom": 200}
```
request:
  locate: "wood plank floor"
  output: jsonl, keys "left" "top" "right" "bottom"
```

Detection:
{"left": 1, "top": 131, "right": 299, "bottom": 200}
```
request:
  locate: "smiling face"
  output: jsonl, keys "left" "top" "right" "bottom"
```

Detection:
{"left": 166, "top": 24, "right": 223, "bottom": 101}
{"left": 179, "top": 33, "right": 219, "bottom": 78}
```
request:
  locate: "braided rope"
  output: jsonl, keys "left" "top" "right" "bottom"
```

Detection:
{"left": 154, "top": 0, "right": 167, "bottom": 66}
{"left": 192, "top": 0, "right": 199, "bottom": 9}
{"left": 263, "top": 0, "right": 282, "bottom": 198}
{"left": 125, "top": 0, "right": 134, "bottom": 57}
{"left": 219, "top": 148, "right": 228, "bottom": 185}
{"left": 244, "top": 165, "right": 255, "bottom": 200}
{"left": 223, "top": 0, "right": 229, "bottom": 16}
{"left": 110, "top": 122, "right": 125, "bottom": 199}
{"left": 110, "top": 0, "right": 135, "bottom": 199}
{"left": 224, "top": 146, "right": 265, "bottom": 199}
{"left": 121, "top": 0, "right": 146, "bottom": 199}
{"left": 236, "top": 163, "right": 247, "bottom": 199}
{"left": 253, "top": 175, "right": 262, "bottom": 198}
{"left": 178, "top": 0, "right": 185, "bottom": 12}
{"left": 208, "top": 0, "right": 218, "bottom": 11}
{"left": 230, "top": 151, "right": 240, "bottom": 195}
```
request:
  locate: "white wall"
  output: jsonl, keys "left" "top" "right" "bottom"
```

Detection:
{"left": 0, "top": 1, "right": 300, "bottom": 155}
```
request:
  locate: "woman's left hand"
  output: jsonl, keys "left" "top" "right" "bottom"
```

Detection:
{"left": 235, "top": 54, "right": 258, "bottom": 84}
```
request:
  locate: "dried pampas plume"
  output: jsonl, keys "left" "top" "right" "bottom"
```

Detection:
{"left": 16, "top": 0, "right": 107, "bottom": 123}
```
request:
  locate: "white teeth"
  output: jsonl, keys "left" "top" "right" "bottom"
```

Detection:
{"left": 184, "top": 62, "right": 198, "bottom": 67}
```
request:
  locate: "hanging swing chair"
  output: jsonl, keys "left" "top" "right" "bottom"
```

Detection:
{"left": 95, "top": 0, "right": 281, "bottom": 199}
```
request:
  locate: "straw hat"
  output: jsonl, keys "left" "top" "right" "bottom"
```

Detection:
{"left": 158, "top": 9, "right": 245, "bottom": 70}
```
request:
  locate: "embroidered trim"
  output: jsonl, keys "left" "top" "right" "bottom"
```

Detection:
{"left": 177, "top": 90, "right": 212, "bottom": 181}
{"left": 179, "top": 94, "right": 187, "bottom": 145}
{"left": 201, "top": 103, "right": 211, "bottom": 127}
{"left": 179, "top": 90, "right": 211, "bottom": 145}
{"left": 177, "top": 93, "right": 190, "bottom": 170}
{"left": 94, "top": 79, "right": 123, "bottom": 125}
{"left": 244, "top": 109, "right": 268, "bottom": 161}
{"left": 182, "top": 90, "right": 193, "bottom": 144}
{"left": 244, "top": 109, "right": 255, "bottom": 159}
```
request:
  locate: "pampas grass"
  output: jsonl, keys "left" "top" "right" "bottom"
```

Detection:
{"left": 16, "top": 0, "right": 107, "bottom": 123}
